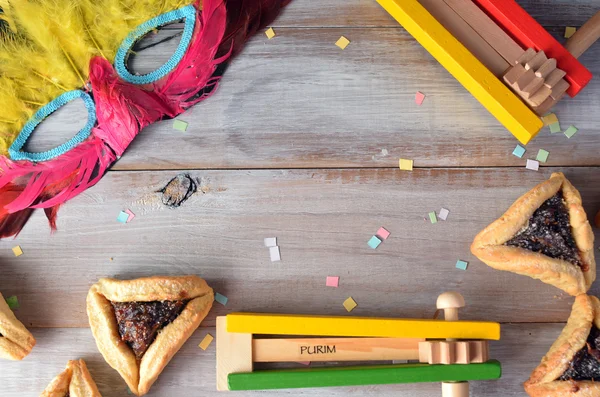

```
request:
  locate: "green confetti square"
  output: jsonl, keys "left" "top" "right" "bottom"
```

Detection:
{"left": 5, "top": 295, "right": 19, "bottom": 310}
{"left": 536, "top": 149, "right": 549, "bottom": 163}
{"left": 429, "top": 211, "right": 438, "bottom": 224}
{"left": 173, "top": 119, "right": 188, "bottom": 132}
{"left": 367, "top": 236, "right": 382, "bottom": 249}
{"left": 549, "top": 122, "right": 561, "bottom": 134}
{"left": 564, "top": 125, "right": 578, "bottom": 138}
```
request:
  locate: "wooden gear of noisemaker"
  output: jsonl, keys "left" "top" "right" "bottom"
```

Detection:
{"left": 375, "top": 0, "right": 600, "bottom": 144}
{"left": 217, "top": 292, "right": 501, "bottom": 396}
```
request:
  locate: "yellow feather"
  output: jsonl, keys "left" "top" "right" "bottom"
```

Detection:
{"left": 0, "top": 0, "right": 195, "bottom": 152}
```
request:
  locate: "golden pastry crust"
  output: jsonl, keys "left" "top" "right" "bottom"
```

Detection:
{"left": 471, "top": 172, "right": 596, "bottom": 296}
{"left": 41, "top": 359, "right": 102, "bottom": 397}
{"left": 525, "top": 295, "right": 600, "bottom": 397}
{"left": 0, "top": 292, "right": 35, "bottom": 360}
{"left": 87, "top": 275, "right": 213, "bottom": 396}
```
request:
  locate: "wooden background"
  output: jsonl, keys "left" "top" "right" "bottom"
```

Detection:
{"left": 2, "top": 0, "right": 600, "bottom": 395}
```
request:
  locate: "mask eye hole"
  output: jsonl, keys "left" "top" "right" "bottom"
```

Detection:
{"left": 9, "top": 90, "right": 96, "bottom": 162}
{"left": 115, "top": 5, "right": 197, "bottom": 85}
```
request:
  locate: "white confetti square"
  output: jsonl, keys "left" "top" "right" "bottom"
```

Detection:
{"left": 269, "top": 246, "right": 281, "bottom": 262}
{"left": 526, "top": 159, "right": 539, "bottom": 171}
{"left": 439, "top": 208, "right": 450, "bottom": 221}
{"left": 264, "top": 237, "right": 277, "bottom": 247}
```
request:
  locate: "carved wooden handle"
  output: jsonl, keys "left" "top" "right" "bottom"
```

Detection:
{"left": 565, "top": 11, "right": 600, "bottom": 58}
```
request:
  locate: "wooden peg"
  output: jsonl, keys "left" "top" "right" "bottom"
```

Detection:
{"left": 437, "top": 291, "right": 465, "bottom": 321}
{"left": 437, "top": 291, "right": 469, "bottom": 397}
{"left": 565, "top": 11, "right": 600, "bottom": 59}
{"left": 550, "top": 79, "right": 570, "bottom": 100}
{"left": 522, "top": 77, "right": 544, "bottom": 98}
{"left": 515, "top": 68, "right": 536, "bottom": 91}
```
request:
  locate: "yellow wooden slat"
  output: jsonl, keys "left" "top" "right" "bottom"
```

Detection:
{"left": 376, "top": 0, "right": 542, "bottom": 144}
{"left": 226, "top": 313, "right": 501, "bottom": 340}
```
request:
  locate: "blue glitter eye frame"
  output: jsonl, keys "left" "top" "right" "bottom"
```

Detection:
{"left": 9, "top": 90, "right": 96, "bottom": 162}
{"left": 115, "top": 4, "right": 197, "bottom": 85}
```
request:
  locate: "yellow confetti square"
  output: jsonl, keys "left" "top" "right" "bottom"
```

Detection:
{"left": 399, "top": 158, "right": 413, "bottom": 171}
{"left": 541, "top": 113, "right": 558, "bottom": 126}
{"left": 265, "top": 27, "right": 276, "bottom": 39}
{"left": 343, "top": 297, "right": 357, "bottom": 312}
{"left": 12, "top": 246, "right": 22, "bottom": 257}
{"left": 335, "top": 36, "right": 350, "bottom": 50}
{"left": 198, "top": 334, "right": 214, "bottom": 350}
{"left": 565, "top": 26, "right": 576, "bottom": 39}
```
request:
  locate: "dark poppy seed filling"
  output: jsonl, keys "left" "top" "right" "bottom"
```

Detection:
{"left": 559, "top": 325, "right": 600, "bottom": 381}
{"left": 111, "top": 300, "right": 189, "bottom": 359}
{"left": 505, "top": 193, "right": 584, "bottom": 270}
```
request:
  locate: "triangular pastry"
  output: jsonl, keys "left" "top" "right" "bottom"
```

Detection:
{"left": 471, "top": 173, "right": 595, "bottom": 295}
{"left": 0, "top": 292, "right": 35, "bottom": 360}
{"left": 87, "top": 276, "right": 214, "bottom": 396}
{"left": 525, "top": 295, "right": 600, "bottom": 396}
{"left": 41, "top": 359, "right": 101, "bottom": 397}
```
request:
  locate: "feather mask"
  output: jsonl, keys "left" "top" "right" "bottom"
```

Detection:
{"left": 0, "top": 0, "right": 289, "bottom": 238}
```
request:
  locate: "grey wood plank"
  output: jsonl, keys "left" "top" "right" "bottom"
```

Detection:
{"left": 28, "top": 26, "right": 600, "bottom": 169}
{"left": 243, "top": 0, "right": 600, "bottom": 28}
{"left": 0, "top": 323, "right": 569, "bottom": 396}
{"left": 1, "top": 168, "right": 599, "bottom": 327}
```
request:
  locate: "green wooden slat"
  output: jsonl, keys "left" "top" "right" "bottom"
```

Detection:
{"left": 228, "top": 360, "right": 502, "bottom": 390}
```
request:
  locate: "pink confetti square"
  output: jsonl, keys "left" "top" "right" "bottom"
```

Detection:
{"left": 326, "top": 276, "right": 339, "bottom": 288}
{"left": 376, "top": 227, "right": 390, "bottom": 240}
{"left": 125, "top": 209, "right": 135, "bottom": 223}
{"left": 297, "top": 361, "right": 310, "bottom": 366}
{"left": 415, "top": 91, "right": 426, "bottom": 105}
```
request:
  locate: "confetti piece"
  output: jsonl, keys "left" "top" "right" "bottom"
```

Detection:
{"left": 343, "top": 297, "right": 357, "bottom": 312}
{"left": 536, "top": 149, "right": 549, "bottom": 163}
{"left": 125, "top": 209, "right": 135, "bottom": 223}
{"left": 429, "top": 211, "right": 438, "bottom": 224}
{"left": 173, "top": 119, "right": 188, "bottom": 132}
{"left": 127, "top": 387, "right": 134, "bottom": 395}
{"left": 564, "top": 125, "right": 579, "bottom": 139}
{"left": 265, "top": 27, "right": 276, "bottom": 39}
{"left": 269, "top": 246, "right": 281, "bottom": 262}
{"left": 541, "top": 113, "right": 558, "bottom": 126}
{"left": 376, "top": 227, "right": 390, "bottom": 240}
{"left": 512, "top": 145, "right": 526, "bottom": 158}
{"left": 264, "top": 237, "right": 277, "bottom": 248}
{"left": 199, "top": 334, "right": 214, "bottom": 350}
{"left": 335, "top": 36, "right": 350, "bottom": 50}
{"left": 12, "top": 246, "right": 23, "bottom": 257}
{"left": 526, "top": 159, "right": 540, "bottom": 171}
{"left": 455, "top": 260, "right": 468, "bottom": 271}
{"left": 215, "top": 293, "right": 228, "bottom": 306}
{"left": 439, "top": 208, "right": 450, "bottom": 221}
{"left": 367, "top": 236, "right": 382, "bottom": 249}
{"left": 6, "top": 296, "right": 19, "bottom": 309}
{"left": 297, "top": 361, "right": 311, "bottom": 366}
{"left": 399, "top": 158, "right": 413, "bottom": 171}
{"left": 565, "top": 26, "right": 577, "bottom": 39}
{"left": 415, "top": 91, "right": 426, "bottom": 105}
{"left": 549, "top": 122, "right": 561, "bottom": 134}
{"left": 117, "top": 211, "right": 129, "bottom": 223}
{"left": 326, "top": 276, "right": 340, "bottom": 288}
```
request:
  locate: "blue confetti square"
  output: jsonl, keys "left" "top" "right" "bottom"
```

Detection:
{"left": 455, "top": 260, "right": 468, "bottom": 271}
{"left": 215, "top": 292, "right": 228, "bottom": 306}
{"left": 368, "top": 236, "right": 382, "bottom": 249}
{"left": 512, "top": 145, "right": 526, "bottom": 158}
{"left": 117, "top": 211, "right": 129, "bottom": 223}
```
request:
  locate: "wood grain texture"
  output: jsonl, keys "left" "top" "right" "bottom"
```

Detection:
{"left": 0, "top": 324, "right": 571, "bottom": 396}
{"left": 27, "top": 29, "right": 600, "bottom": 169}
{"left": 1, "top": 168, "right": 599, "bottom": 328}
